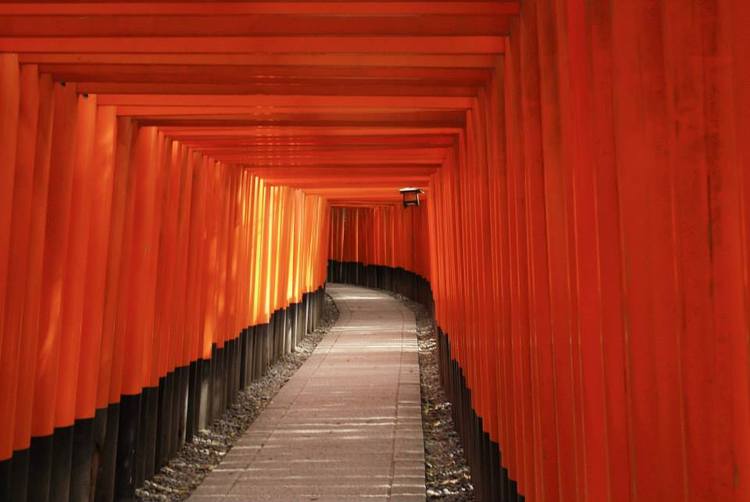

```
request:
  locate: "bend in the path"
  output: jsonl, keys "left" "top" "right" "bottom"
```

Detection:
{"left": 189, "top": 283, "right": 426, "bottom": 502}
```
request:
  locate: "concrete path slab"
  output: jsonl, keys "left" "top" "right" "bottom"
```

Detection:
{"left": 188, "top": 283, "right": 426, "bottom": 502}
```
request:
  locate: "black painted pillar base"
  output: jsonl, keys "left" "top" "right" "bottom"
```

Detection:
{"left": 115, "top": 393, "right": 141, "bottom": 502}
{"left": 228, "top": 339, "right": 237, "bottom": 405}
{"left": 437, "top": 329, "right": 525, "bottom": 502}
{"left": 175, "top": 365, "right": 189, "bottom": 453}
{"left": 303, "top": 294, "right": 311, "bottom": 335}
{"left": 296, "top": 301, "right": 304, "bottom": 346}
{"left": 155, "top": 373, "right": 172, "bottom": 470}
{"left": 273, "top": 310, "right": 283, "bottom": 361}
{"left": 239, "top": 329, "right": 249, "bottom": 387}
{"left": 197, "top": 358, "right": 211, "bottom": 431}
{"left": 69, "top": 417, "right": 95, "bottom": 502}
{"left": 224, "top": 341, "right": 234, "bottom": 408}
{"left": 135, "top": 385, "right": 158, "bottom": 486}
{"left": 244, "top": 327, "right": 254, "bottom": 385}
{"left": 50, "top": 425, "right": 74, "bottom": 502}
{"left": 0, "top": 456, "right": 11, "bottom": 502}
{"left": 9, "top": 447, "right": 29, "bottom": 502}
{"left": 209, "top": 344, "right": 222, "bottom": 425}
{"left": 27, "top": 434, "right": 53, "bottom": 502}
{"left": 95, "top": 404, "right": 119, "bottom": 502}
{"left": 186, "top": 360, "right": 198, "bottom": 440}
{"left": 250, "top": 325, "right": 261, "bottom": 381}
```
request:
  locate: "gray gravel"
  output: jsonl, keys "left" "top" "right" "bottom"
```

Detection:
{"left": 390, "top": 292, "right": 475, "bottom": 502}
{"left": 136, "top": 294, "right": 340, "bottom": 502}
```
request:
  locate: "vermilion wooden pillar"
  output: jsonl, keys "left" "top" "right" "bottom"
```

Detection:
{"left": 0, "top": 55, "right": 20, "bottom": 495}
{"left": 53, "top": 91, "right": 97, "bottom": 502}
{"left": 0, "top": 62, "right": 39, "bottom": 502}
{"left": 12, "top": 69, "right": 54, "bottom": 502}
{"left": 29, "top": 81, "right": 78, "bottom": 502}
{"left": 576, "top": 1, "right": 632, "bottom": 499}
{"left": 66, "top": 105, "right": 117, "bottom": 502}
{"left": 114, "top": 125, "right": 159, "bottom": 499}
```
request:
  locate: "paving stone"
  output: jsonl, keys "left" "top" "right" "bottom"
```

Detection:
{"left": 188, "top": 284, "right": 426, "bottom": 501}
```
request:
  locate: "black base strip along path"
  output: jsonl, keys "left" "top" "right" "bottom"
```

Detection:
{"left": 136, "top": 294, "right": 339, "bottom": 502}
{"left": 168, "top": 281, "right": 478, "bottom": 502}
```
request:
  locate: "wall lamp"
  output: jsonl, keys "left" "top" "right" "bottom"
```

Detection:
{"left": 399, "top": 187, "right": 423, "bottom": 208}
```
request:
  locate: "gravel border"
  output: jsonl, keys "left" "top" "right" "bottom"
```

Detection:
{"left": 136, "top": 294, "right": 340, "bottom": 502}
{"left": 390, "top": 292, "right": 475, "bottom": 502}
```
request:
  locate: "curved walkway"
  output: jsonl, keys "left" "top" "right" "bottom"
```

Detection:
{"left": 189, "top": 284, "right": 426, "bottom": 502}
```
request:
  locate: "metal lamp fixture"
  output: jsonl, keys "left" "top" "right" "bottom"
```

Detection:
{"left": 399, "top": 187, "right": 423, "bottom": 207}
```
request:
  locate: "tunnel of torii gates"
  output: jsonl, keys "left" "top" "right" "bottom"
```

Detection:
{"left": 0, "top": 1, "right": 748, "bottom": 502}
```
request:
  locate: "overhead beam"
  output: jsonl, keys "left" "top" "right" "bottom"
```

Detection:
{"left": 248, "top": 167, "right": 439, "bottom": 176}
{"left": 39, "top": 64, "right": 491, "bottom": 82}
{"left": 98, "top": 94, "right": 475, "bottom": 109}
{"left": 20, "top": 53, "right": 500, "bottom": 68}
{"left": 0, "top": 36, "right": 505, "bottom": 54}
{"left": 175, "top": 135, "right": 454, "bottom": 147}
{"left": 158, "top": 127, "right": 462, "bottom": 137}
{"left": 0, "top": 2, "right": 519, "bottom": 16}
{"left": 76, "top": 82, "right": 479, "bottom": 97}
{"left": 0, "top": 15, "right": 512, "bottom": 37}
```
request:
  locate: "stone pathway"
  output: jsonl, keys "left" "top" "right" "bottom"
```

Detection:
{"left": 188, "top": 283, "right": 426, "bottom": 502}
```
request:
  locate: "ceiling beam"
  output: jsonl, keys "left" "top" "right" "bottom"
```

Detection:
{"left": 0, "top": 36, "right": 505, "bottom": 54}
